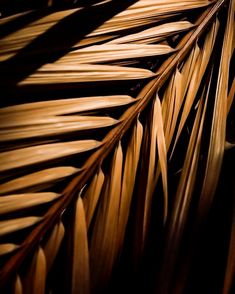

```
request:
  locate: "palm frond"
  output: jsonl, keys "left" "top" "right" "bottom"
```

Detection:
{"left": 0, "top": 140, "right": 101, "bottom": 172}
{"left": 0, "top": 217, "right": 42, "bottom": 237}
{"left": 42, "top": 221, "right": 65, "bottom": 273}
{"left": 21, "top": 247, "right": 46, "bottom": 294}
{"left": 0, "top": 0, "right": 234, "bottom": 293}
{"left": 0, "top": 244, "right": 21, "bottom": 257}
{"left": 13, "top": 275, "right": 23, "bottom": 294}
{"left": 83, "top": 169, "right": 105, "bottom": 228}
{"left": 199, "top": 0, "right": 234, "bottom": 215}
{"left": 0, "top": 167, "right": 80, "bottom": 195}
{"left": 70, "top": 196, "right": 90, "bottom": 294}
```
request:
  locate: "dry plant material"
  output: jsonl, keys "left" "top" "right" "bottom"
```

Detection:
{"left": 0, "top": 244, "right": 20, "bottom": 257}
{"left": 0, "top": 0, "right": 209, "bottom": 61}
{"left": 159, "top": 79, "right": 211, "bottom": 293}
{"left": 22, "top": 247, "right": 46, "bottom": 294}
{"left": 117, "top": 119, "right": 143, "bottom": 250}
{"left": 180, "top": 45, "right": 201, "bottom": 98}
{"left": 57, "top": 44, "right": 175, "bottom": 64}
{"left": 14, "top": 275, "right": 23, "bottom": 294}
{"left": 176, "top": 87, "right": 210, "bottom": 230}
{"left": 132, "top": 95, "right": 168, "bottom": 260}
{"left": 0, "top": 167, "right": 80, "bottom": 195}
{"left": 0, "top": 216, "right": 42, "bottom": 237}
{"left": 167, "top": 70, "right": 182, "bottom": 150}
{"left": 43, "top": 221, "right": 65, "bottom": 273}
{"left": 142, "top": 95, "right": 168, "bottom": 245}
{"left": 90, "top": 142, "right": 123, "bottom": 291}
{"left": 199, "top": 0, "right": 234, "bottom": 216}
{"left": 83, "top": 168, "right": 105, "bottom": 228}
{"left": 0, "top": 140, "right": 101, "bottom": 172}
{"left": 141, "top": 102, "right": 159, "bottom": 245}
{"left": 0, "top": 116, "right": 118, "bottom": 141}
{"left": 108, "top": 21, "right": 194, "bottom": 44}
{"left": 0, "top": 9, "right": 81, "bottom": 61}
{"left": 0, "top": 114, "right": 118, "bottom": 129}
{"left": 172, "top": 19, "right": 219, "bottom": 152}
{"left": 71, "top": 197, "right": 90, "bottom": 294}
{"left": 0, "top": 10, "right": 32, "bottom": 25}
{"left": 0, "top": 1, "right": 232, "bottom": 292}
{"left": 0, "top": 192, "right": 61, "bottom": 215}
{"left": 18, "top": 64, "right": 155, "bottom": 86}
{"left": 87, "top": 0, "right": 210, "bottom": 37}
{"left": 227, "top": 77, "right": 235, "bottom": 115}
{"left": 0, "top": 95, "right": 135, "bottom": 116}
{"left": 154, "top": 96, "right": 168, "bottom": 223}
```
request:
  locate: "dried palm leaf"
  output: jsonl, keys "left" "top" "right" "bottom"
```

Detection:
{"left": 0, "top": 113, "right": 118, "bottom": 128}
{"left": 56, "top": 44, "right": 175, "bottom": 64}
{"left": 158, "top": 76, "right": 212, "bottom": 293}
{"left": 163, "top": 69, "right": 183, "bottom": 151}
{"left": 90, "top": 142, "right": 123, "bottom": 290}
{"left": 0, "top": 192, "right": 61, "bottom": 215}
{"left": 227, "top": 77, "right": 235, "bottom": 115}
{"left": 199, "top": 0, "right": 234, "bottom": 216}
{"left": 117, "top": 119, "right": 143, "bottom": 251}
{"left": 0, "top": 10, "right": 32, "bottom": 25}
{"left": 154, "top": 96, "right": 168, "bottom": 223}
{"left": 0, "top": 167, "right": 80, "bottom": 195}
{"left": 141, "top": 95, "right": 168, "bottom": 246}
{"left": 42, "top": 221, "right": 65, "bottom": 273}
{"left": 14, "top": 275, "right": 23, "bottom": 294}
{"left": 0, "top": 116, "right": 118, "bottom": 141}
{"left": 83, "top": 168, "right": 105, "bottom": 228}
{"left": 172, "top": 19, "right": 219, "bottom": 153}
{"left": 21, "top": 247, "right": 46, "bottom": 294}
{"left": 0, "top": 1, "right": 233, "bottom": 293}
{"left": 0, "top": 9, "right": 80, "bottom": 61}
{"left": 0, "top": 1, "right": 201, "bottom": 61}
{"left": 0, "top": 140, "right": 101, "bottom": 172}
{"left": 88, "top": 0, "right": 210, "bottom": 37}
{"left": 70, "top": 196, "right": 90, "bottom": 294}
{"left": 108, "top": 21, "right": 194, "bottom": 44}
{"left": 0, "top": 216, "right": 42, "bottom": 237}
{"left": 18, "top": 63, "right": 155, "bottom": 86}
{"left": 0, "top": 244, "right": 21, "bottom": 257}
{"left": 0, "top": 95, "right": 135, "bottom": 116}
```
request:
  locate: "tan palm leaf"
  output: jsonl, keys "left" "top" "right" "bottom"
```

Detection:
{"left": 0, "top": 0, "right": 234, "bottom": 293}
